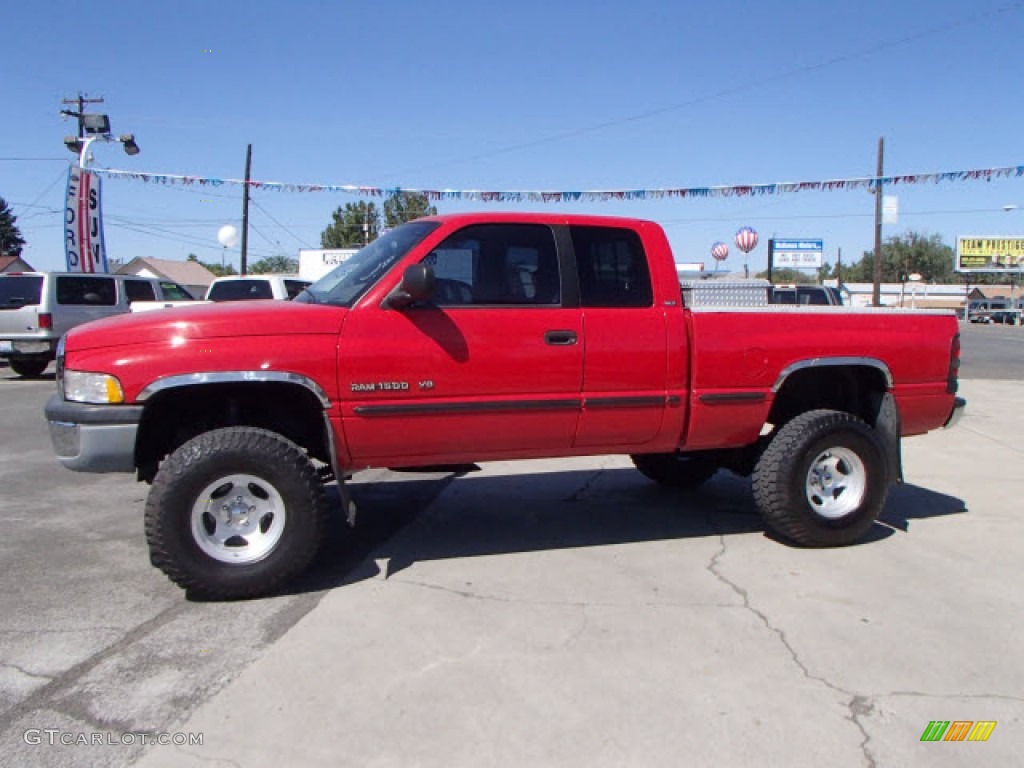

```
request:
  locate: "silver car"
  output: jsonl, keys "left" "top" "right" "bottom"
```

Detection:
{"left": 0, "top": 272, "right": 194, "bottom": 377}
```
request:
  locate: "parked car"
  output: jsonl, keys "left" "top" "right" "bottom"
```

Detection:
{"left": 988, "top": 310, "right": 1022, "bottom": 325}
{"left": 205, "top": 275, "right": 311, "bottom": 302}
{"left": 0, "top": 272, "right": 194, "bottom": 377}
{"left": 768, "top": 284, "right": 843, "bottom": 306}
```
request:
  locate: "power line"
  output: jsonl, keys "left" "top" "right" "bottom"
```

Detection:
{"left": 249, "top": 198, "right": 316, "bottom": 248}
{"left": 377, "top": 1, "right": 1024, "bottom": 179}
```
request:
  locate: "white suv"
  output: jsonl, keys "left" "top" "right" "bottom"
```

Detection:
{"left": 205, "top": 275, "right": 311, "bottom": 302}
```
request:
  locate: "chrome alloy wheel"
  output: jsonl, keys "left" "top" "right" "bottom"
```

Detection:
{"left": 190, "top": 474, "right": 287, "bottom": 564}
{"left": 804, "top": 447, "right": 867, "bottom": 520}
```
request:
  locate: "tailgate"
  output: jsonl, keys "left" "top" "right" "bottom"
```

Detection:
{"left": 0, "top": 275, "right": 45, "bottom": 340}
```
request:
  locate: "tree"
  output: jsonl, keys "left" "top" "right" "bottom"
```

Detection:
{"left": 249, "top": 255, "right": 299, "bottom": 274}
{"left": 188, "top": 252, "right": 237, "bottom": 277}
{"left": 842, "top": 232, "right": 956, "bottom": 284}
{"left": 383, "top": 191, "right": 438, "bottom": 228}
{"left": 755, "top": 267, "right": 816, "bottom": 284}
{"left": 321, "top": 202, "right": 381, "bottom": 248}
{"left": 0, "top": 197, "right": 26, "bottom": 257}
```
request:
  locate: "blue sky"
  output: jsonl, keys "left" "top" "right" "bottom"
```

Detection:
{"left": 3, "top": 0, "right": 1023, "bottom": 275}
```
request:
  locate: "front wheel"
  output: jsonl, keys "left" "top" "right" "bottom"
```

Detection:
{"left": 752, "top": 410, "right": 890, "bottom": 547}
{"left": 145, "top": 427, "right": 328, "bottom": 599}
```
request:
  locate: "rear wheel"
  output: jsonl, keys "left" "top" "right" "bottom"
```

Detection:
{"left": 631, "top": 452, "right": 719, "bottom": 489}
{"left": 752, "top": 409, "right": 889, "bottom": 546}
{"left": 145, "top": 427, "right": 328, "bottom": 599}
{"left": 9, "top": 357, "right": 49, "bottom": 377}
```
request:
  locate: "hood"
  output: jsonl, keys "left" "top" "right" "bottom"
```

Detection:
{"left": 66, "top": 300, "right": 348, "bottom": 352}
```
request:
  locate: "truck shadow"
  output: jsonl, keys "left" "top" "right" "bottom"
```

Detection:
{"left": 286, "top": 468, "right": 966, "bottom": 597}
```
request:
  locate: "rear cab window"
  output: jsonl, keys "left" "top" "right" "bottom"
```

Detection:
{"left": 56, "top": 276, "right": 116, "bottom": 306}
{"left": 570, "top": 226, "right": 653, "bottom": 308}
{"left": 0, "top": 276, "right": 44, "bottom": 308}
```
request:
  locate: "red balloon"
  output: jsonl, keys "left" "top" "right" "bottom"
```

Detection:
{"left": 735, "top": 226, "right": 758, "bottom": 254}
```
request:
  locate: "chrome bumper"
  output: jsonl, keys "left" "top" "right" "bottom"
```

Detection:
{"left": 45, "top": 395, "right": 143, "bottom": 473}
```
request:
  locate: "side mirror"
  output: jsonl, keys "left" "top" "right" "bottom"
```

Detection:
{"left": 384, "top": 264, "right": 436, "bottom": 309}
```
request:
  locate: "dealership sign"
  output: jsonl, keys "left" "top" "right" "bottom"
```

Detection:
{"left": 65, "top": 167, "right": 108, "bottom": 273}
{"left": 956, "top": 236, "right": 1024, "bottom": 272}
{"left": 772, "top": 238, "right": 823, "bottom": 268}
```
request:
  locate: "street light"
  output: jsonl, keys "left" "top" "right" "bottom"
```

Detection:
{"left": 60, "top": 110, "right": 140, "bottom": 167}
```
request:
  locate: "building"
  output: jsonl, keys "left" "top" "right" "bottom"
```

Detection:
{"left": 828, "top": 281, "right": 970, "bottom": 312}
{"left": 116, "top": 257, "right": 217, "bottom": 299}
{"left": 0, "top": 255, "right": 35, "bottom": 273}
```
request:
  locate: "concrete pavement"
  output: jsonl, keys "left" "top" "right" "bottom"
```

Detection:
{"left": 123, "top": 378, "right": 1023, "bottom": 768}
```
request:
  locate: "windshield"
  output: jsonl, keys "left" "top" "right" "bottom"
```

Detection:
{"left": 0, "top": 276, "right": 43, "bottom": 309}
{"left": 296, "top": 221, "right": 440, "bottom": 307}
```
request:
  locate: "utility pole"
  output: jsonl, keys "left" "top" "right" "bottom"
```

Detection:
{"left": 62, "top": 93, "right": 104, "bottom": 138}
{"left": 240, "top": 144, "right": 252, "bottom": 276}
{"left": 837, "top": 247, "right": 843, "bottom": 285}
{"left": 872, "top": 137, "right": 884, "bottom": 307}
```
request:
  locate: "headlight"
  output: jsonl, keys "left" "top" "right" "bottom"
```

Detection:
{"left": 64, "top": 370, "right": 125, "bottom": 404}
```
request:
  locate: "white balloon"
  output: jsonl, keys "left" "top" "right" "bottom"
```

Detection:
{"left": 217, "top": 225, "right": 239, "bottom": 248}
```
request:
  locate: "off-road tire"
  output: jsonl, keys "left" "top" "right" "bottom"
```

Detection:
{"left": 145, "top": 427, "right": 327, "bottom": 600}
{"left": 631, "top": 452, "right": 719, "bottom": 489}
{"left": 9, "top": 357, "right": 49, "bottom": 378}
{"left": 752, "top": 409, "right": 889, "bottom": 547}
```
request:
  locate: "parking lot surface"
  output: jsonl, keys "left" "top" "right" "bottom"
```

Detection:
{"left": 1, "top": 321, "right": 1022, "bottom": 767}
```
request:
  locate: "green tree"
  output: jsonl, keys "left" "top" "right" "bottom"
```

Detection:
{"left": 249, "top": 255, "right": 299, "bottom": 274}
{"left": 843, "top": 232, "right": 956, "bottom": 283}
{"left": 383, "top": 191, "right": 438, "bottom": 228}
{"left": 755, "top": 267, "right": 816, "bottom": 284}
{"left": 188, "top": 252, "right": 237, "bottom": 277}
{"left": 0, "top": 197, "right": 26, "bottom": 257}
{"left": 321, "top": 201, "right": 381, "bottom": 248}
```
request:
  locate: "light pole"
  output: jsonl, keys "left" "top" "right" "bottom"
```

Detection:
{"left": 58, "top": 103, "right": 140, "bottom": 274}
{"left": 60, "top": 109, "right": 140, "bottom": 167}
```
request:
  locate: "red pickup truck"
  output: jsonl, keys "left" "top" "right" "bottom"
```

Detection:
{"left": 44, "top": 213, "right": 964, "bottom": 599}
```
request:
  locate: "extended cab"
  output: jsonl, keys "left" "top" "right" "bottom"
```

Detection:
{"left": 43, "top": 214, "right": 965, "bottom": 598}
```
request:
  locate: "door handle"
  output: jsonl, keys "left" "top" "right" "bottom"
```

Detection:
{"left": 544, "top": 330, "right": 578, "bottom": 346}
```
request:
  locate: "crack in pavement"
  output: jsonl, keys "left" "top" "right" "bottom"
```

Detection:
{"left": 0, "top": 661, "right": 53, "bottom": 682}
{"left": 392, "top": 577, "right": 735, "bottom": 611}
{"left": 564, "top": 468, "right": 607, "bottom": 502}
{"left": 0, "top": 601, "right": 188, "bottom": 742}
{"left": 706, "top": 528, "right": 878, "bottom": 768}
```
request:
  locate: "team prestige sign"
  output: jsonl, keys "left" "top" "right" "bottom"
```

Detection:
{"left": 64, "top": 166, "right": 108, "bottom": 273}
{"left": 956, "top": 236, "right": 1024, "bottom": 272}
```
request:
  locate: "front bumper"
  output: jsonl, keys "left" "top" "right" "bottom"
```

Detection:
{"left": 44, "top": 395, "right": 143, "bottom": 472}
{"left": 944, "top": 396, "right": 967, "bottom": 429}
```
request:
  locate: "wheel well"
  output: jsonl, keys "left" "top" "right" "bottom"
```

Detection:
{"left": 767, "top": 366, "right": 889, "bottom": 430}
{"left": 135, "top": 382, "right": 328, "bottom": 482}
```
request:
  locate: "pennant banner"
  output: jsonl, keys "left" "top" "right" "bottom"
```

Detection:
{"left": 92, "top": 164, "right": 1024, "bottom": 203}
{"left": 65, "top": 167, "right": 108, "bottom": 272}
